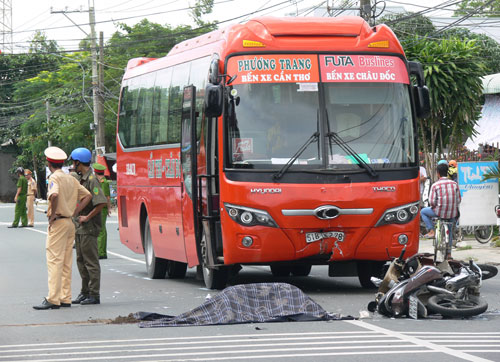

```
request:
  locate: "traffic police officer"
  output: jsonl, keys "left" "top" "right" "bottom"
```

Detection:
{"left": 9, "top": 167, "right": 28, "bottom": 228}
{"left": 33, "top": 147, "right": 92, "bottom": 310}
{"left": 70, "top": 148, "right": 107, "bottom": 305}
{"left": 92, "top": 163, "right": 110, "bottom": 259}
{"left": 25, "top": 169, "right": 37, "bottom": 227}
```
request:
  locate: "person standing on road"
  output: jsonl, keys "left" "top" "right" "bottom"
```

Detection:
{"left": 25, "top": 169, "right": 37, "bottom": 227}
{"left": 421, "top": 162, "right": 461, "bottom": 239}
{"left": 33, "top": 147, "right": 92, "bottom": 310}
{"left": 70, "top": 148, "right": 107, "bottom": 305}
{"left": 92, "top": 163, "right": 110, "bottom": 260}
{"left": 8, "top": 167, "right": 28, "bottom": 228}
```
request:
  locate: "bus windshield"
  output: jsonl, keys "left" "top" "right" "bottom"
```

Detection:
{"left": 227, "top": 81, "right": 415, "bottom": 170}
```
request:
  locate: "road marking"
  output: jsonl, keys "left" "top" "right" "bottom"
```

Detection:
{"left": 2, "top": 225, "right": 145, "bottom": 265}
{"left": 345, "top": 320, "right": 493, "bottom": 362}
{"left": 107, "top": 251, "right": 145, "bottom": 264}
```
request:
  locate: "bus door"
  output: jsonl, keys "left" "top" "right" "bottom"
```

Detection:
{"left": 180, "top": 85, "right": 201, "bottom": 267}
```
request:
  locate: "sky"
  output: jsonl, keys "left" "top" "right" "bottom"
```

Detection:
{"left": 9, "top": 0, "right": 456, "bottom": 54}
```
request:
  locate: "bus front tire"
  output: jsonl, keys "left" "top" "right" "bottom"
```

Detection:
{"left": 144, "top": 216, "right": 168, "bottom": 279}
{"left": 200, "top": 230, "right": 227, "bottom": 290}
{"left": 357, "top": 261, "right": 384, "bottom": 289}
{"left": 167, "top": 261, "right": 187, "bottom": 279}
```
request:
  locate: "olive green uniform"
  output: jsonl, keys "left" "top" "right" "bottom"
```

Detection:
{"left": 97, "top": 177, "right": 110, "bottom": 258}
{"left": 12, "top": 175, "right": 28, "bottom": 227}
{"left": 73, "top": 168, "right": 107, "bottom": 299}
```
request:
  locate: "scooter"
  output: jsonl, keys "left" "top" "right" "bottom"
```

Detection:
{"left": 368, "top": 250, "right": 488, "bottom": 319}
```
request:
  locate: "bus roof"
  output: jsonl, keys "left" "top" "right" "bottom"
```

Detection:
{"left": 123, "top": 16, "right": 404, "bottom": 79}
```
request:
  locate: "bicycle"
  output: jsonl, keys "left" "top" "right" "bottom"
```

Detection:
{"left": 454, "top": 224, "right": 494, "bottom": 245}
{"left": 433, "top": 218, "right": 455, "bottom": 263}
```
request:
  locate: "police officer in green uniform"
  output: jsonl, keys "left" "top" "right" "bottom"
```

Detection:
{"left": 92, "top": 163, "right": 110, "bottom": 259}
{"left": 9, "top": 167, "right": 28, "bottom": 228}
{"left": 69, "top": 148, "right": 107, "bottom": 305}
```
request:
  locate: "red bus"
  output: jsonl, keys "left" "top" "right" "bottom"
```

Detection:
{"left": 116, "top": 16, "right": 430, "bottom": 289}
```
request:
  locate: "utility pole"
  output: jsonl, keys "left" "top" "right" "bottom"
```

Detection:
{"left": 46, "top": 100, "right": 51, "bottom": 147}
{"left": 360, "top": 0, "right": 372, "bottom": 24}
{"left": 97, "top": 31, "right": 105, "bottom": 152}
{"left": 89, "top": 4, "right": 100, "bottom": 154}
{"left": 51, "top": 3, "right": 102, "bottom": 154}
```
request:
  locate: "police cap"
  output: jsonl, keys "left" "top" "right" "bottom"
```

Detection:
{"left": 92, "top": 162, "right": 107, "bottom": 174}
{"left": 44, "top": 146, "right": 67, "bottom": 164}
{"left": 24, "top": 169, "right": 32, "bottom": 175}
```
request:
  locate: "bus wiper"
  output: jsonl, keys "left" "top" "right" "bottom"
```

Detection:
{"left": 326, "top": 131, "right": 377, "bottom": 177}
{"left": 273, "top": 132, "right": 319, "bottom": 181}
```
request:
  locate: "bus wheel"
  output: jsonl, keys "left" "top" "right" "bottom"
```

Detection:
{"left": 167, "top": 261, "right": 187, "bottom": 279}
{"left": 270, "top": 265, "right": 292, "bottom": 277}
{"left": 357, "top": 261, "right": 384, "bottom": 289}
{"left": 200, "top": 230, "right": 227, "bottom": 290}
{"left": 144, "top": 216, "right": 168, "bottom": 279}
{"left": 291, "top": 264, "right": 312, "bottom": 277}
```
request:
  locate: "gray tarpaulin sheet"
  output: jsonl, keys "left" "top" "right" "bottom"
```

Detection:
{"left": 135, "top": 283, "right": 351, "bottom": 327}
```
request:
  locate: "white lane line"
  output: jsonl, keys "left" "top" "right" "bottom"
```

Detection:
{"left": 107, "top": 251, "right": 145, "bottom": 264}
{"left": 345, "top": 320, "right": 493, "bottom": 362}
{"left": 3, "top": 345, "right": 433, "bottom": 362}
{"left": 0, "top": 336, "right": 396, "bottom": 353}
{"left": 0, "top": 332, "right": 380, "bottom": 348}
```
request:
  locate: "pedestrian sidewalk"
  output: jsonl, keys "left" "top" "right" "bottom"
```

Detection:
{"left": 419, "top": 236, "right": 500, "bottom": 265}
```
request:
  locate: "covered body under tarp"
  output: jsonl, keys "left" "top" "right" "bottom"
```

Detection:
{"left": 135, "top": 283, "right": 350, "bottom": 327}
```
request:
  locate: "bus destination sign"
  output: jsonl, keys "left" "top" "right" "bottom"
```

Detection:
{"left": 320, "top": 54, "right": 409, "bottom": 84}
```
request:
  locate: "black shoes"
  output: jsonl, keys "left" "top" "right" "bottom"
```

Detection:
{"left": 7, "top": 225, "right": 17, "bottom": 228}
{"left": 72, "top": 293, "right": 89, "bottom": 304}
{"left": 61, "top": 303, "right": 71, "bottom": 308}
{"left": 99, "top": 255, "right": 107, "bottom": 259}
{"left": 33, "top": 298, "right": 60, "bottom": 310}
{"left": 80, "top": 296, "right": 100, "bottom": 305}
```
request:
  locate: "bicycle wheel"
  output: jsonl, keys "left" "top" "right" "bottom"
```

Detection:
{"left": 474, "top": 226, "right": 493, "bottom": 244}
{"left": 434, "top": 220, "right": 447, "bottom": 262}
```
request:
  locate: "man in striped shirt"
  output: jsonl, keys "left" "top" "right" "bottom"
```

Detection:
{"left": 421, "top": 162, "right": 461, "bottom": 238}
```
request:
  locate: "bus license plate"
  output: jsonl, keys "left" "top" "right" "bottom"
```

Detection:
{"left": 305, "top": 231, "right": 344, "bottom": 243}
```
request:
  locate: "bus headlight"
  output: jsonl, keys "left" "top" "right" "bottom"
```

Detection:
{"left": 224, "top": 203, "right": 278, "bottom": 228}
{"left": 375, "top": 202, "right": 419, "bottom": 227}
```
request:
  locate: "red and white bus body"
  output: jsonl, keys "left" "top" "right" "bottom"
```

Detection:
{"left": 116, "top": 17, "right": 426, "bottom": 288}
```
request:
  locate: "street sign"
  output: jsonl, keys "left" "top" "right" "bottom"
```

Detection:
{"left": 458, "top": 161, "right": 499, "bottom": 226}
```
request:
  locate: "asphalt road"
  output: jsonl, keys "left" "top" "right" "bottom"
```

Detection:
{"left": 1, "top": 203, "right": 500, "bottom": 362}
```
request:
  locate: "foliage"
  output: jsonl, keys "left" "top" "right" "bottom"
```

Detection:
{"left": 441, "top": 28, "right": 500, "bottom": 74}
{"left": 404, "top": 36, "right": 485, "bottom": 179}
{"left": 454, "top": 0, "right": 500, "bottom": 17}
{"left": 379, "top": 12, "right": 436, "bottom": 39}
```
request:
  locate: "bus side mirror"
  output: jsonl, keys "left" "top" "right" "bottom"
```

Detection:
{"left": 204, "top": 83, "right": 223, "bottom": 118}
{"left": 413, "top": 85, "right": 431, "bottom": 119}
{"left": 409, "top": 61, "right": 431, "bottom": 119}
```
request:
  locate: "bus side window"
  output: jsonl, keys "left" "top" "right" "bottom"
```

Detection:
{"left": 135, "top": 72, "right": 155, "bottom": 146}
{"left": 154, "top": 67, "right": 172, "bottom": 145}
{"left": 169, "top": 62, "right": 192, "bottom": 143}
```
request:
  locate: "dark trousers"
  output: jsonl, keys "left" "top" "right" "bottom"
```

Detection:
{"left": 75, "top": 233, "right": 101, "bottom": 297}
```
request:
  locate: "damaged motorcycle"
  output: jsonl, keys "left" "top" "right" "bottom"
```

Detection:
{"left": 368, "top": 247, "right": 489, "bottom": 319}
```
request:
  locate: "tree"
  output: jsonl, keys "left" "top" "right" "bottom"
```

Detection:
{"left": 379, "top": 12, "right": 436, "bottom": 39}
{"left": 404, "top": 36, "right": 486, "bottom": 179}
{"left": 441, "top": 28, "right": 500, "bottom": 74}
{"left": 455, "top": 1, "right": 500, "bottom": 17}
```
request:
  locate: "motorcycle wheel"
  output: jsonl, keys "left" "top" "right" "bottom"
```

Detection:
{"left": 427, "top": 295, "right": 488, "bottom": 318}
{"left": 476, "top": 264, "right": 498, "bottom": 280}
{"left": 474, "top": 226, "right": 493, "bottom": 244}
